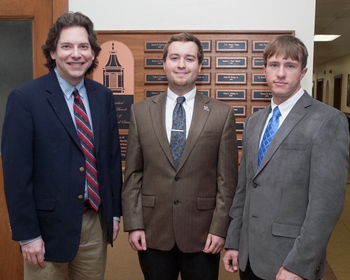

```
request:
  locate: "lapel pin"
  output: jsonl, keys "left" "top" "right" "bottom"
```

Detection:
{"left": 203, "top": 106, "right": 209, "bottom": 111}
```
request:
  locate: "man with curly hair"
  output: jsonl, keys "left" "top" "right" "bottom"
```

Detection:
{"left": 2, "top": 12, "right": 122, "bottom": 280}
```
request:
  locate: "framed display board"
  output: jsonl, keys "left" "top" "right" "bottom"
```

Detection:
{"left": 93, "top": 30, "right": 294, "bottom": 163}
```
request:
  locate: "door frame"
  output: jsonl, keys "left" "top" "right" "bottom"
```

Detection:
{"left": 0, "top": 2, "right": 68, "bottom": 279}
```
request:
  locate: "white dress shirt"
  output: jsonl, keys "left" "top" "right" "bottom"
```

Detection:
{"left": 259, "top": 88, "right": 305, "bottom": 146}
{"left": 165, "top": 87, "right": 196, "bottom": 143}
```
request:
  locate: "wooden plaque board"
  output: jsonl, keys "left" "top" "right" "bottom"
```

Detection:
{"left": 95, "top": 30, "right": 294, "bottom": 161}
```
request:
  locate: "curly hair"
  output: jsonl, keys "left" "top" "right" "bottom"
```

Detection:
{"left": 41, "top": 12, "right": 101, "bottom": 75}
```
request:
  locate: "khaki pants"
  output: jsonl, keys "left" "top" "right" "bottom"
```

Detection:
{"left": 24, "top": 209, "right": 107, "bottom": 280}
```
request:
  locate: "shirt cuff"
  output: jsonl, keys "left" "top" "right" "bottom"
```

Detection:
{"left": 19, "top": 236, "right": 42, "bottom": 246}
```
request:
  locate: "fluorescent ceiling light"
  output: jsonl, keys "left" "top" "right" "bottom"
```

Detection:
{"left": 314, "top": 35, "right": 341, "bottom": 42}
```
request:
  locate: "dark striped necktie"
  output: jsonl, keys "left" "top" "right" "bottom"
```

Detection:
{"left": 170, "top": 96, "right": 186, "bottom": 169}
{"left": 73, "top": 88, "right": 101, "bottom": 211}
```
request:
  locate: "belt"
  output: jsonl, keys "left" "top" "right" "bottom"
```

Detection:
{"left": 83, "top": 200, "right": 92, "bottom": 213}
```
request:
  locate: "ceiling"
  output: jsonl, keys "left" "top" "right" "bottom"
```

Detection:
{"left": 314, "top": 0, "right": 350, "bottom": 66}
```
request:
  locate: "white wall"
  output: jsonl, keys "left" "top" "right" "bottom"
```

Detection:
{"left": 313, "top": 54, "right": 350, "bottom": 113}
{"left": 69, "top": 0, "right": 316, "bottom": 93}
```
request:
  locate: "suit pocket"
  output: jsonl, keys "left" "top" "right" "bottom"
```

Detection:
{"left": 35, "top": 196, "right": 56, "bottom": 211}
{"left": 142, "top": 195, "right": 155, "bottom": 208}
{"left": 201, "top": 131, "right": 218, "bottom": 138}
{"left": 197, "top": 197, "right": 216, "bottom": 210}
{"left": 272, "top": 221, "right": 301, "bottom": 238}
{"left": 280, "top": 143, "right": 307, "bottom": 150}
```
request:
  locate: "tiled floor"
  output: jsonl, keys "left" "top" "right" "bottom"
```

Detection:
{"left": 326, "top": 172, "right": 350, "bottom": 280}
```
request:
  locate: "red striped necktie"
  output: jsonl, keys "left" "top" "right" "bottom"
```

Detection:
{"left": 73, "top": 88, "right": 101, "bottom": 211}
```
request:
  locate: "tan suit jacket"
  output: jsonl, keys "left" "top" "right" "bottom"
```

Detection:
{"left": 122, "top": 92, "right": 238, "bottom": 253}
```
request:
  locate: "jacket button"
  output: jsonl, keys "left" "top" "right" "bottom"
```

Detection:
{"left": 175, "top": 176, "right": 180, "bottom": 181}
{"left": 79, "top": 167, "right": 85, "bottom": 172}
{"left": 174, "top": 199, "right": 180, "bottom": 205}
{"left": 78, "top": 195, "right": 84, "bottom": 200}
{"left": 253, "top": 183, "right": 258, "bottom": 188}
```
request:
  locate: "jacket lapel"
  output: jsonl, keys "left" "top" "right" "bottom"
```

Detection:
{"left": 256, "top": 91, "right": 311, "bottom": 174}
{"left": 177, "top": 92, "right": 210, "bottom": 170}
{"left": 149, "top": 93, "right": 174, "bottom": 165}
{"left": 85, "top": 80, "right": 101, "bottom": 152}
{"left": 251, "top": 106, "right": 271, "bottom": 173}
{"left": 46, "top": 70, "right": 82, "bottom": 150}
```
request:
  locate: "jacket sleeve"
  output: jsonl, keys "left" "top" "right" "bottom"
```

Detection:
{"left": 121, "top": 105, "right": 145, "bottom": 231}
{"left": 209, "top": 106, "right": 239, "bottom": 237}
{"left": 283, "top": 111, "right": 349, "bottom": 279}
{"left": 107, "top": 89, "right": 123, "bottom": 218}
{"left": 1, "top": 88, "right": 41, "bottom": 241}
{"left": 224, "top": 114, "right": 251, "bottom": 249}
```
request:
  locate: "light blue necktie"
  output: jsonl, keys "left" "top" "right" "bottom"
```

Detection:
{"left": 170, "top": 96, "right": 186, "bottom": 169}
{"left": 258, "top": 106, "right": 281, "bottom": 168}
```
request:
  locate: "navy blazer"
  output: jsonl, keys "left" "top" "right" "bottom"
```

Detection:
{"left": 1, "top": 70, "right": 122, "bottom": 262}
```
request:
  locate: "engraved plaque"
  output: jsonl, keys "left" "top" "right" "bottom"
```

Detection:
{"left": 216, "top": 90, "right": 246, "bottom": 100}
{"left": 233, "top": 106, "right": 246, "bottom": 116}
{"left": 216, "top": 73, "right": 246, "bottom": 84}
{"left": 252, "top": 57, "right": 264, "bottom": 68}
{"left": 201, "top": 40, "right": 211, "bottom": 52}
{"left": 145, "top": 74, "right": 167, "bottom": 84}
{"left": 216, "top": 57, "right": 247, "bottom": 68}
{"left": 235, "top": 122, "right": 245, "bottom": 132}
{"left": 196, "top": 73, "right": 210, "bottom": 84}
{"left": 198, "top": 89, "right": 210, "bottom": 96}
{"left": 237, "top": 138, "right": 242, "bottom": 149}
{"left": 252, "top": 73, "right": 267, "bottom": 85}
{"left": 251, "top": 90, "right": 272, "bottom": 100}
{"left": 145, "top": 57, "right": 163, "bottom": 68}
{"left": 202, "top": 57, "right": 211, "bottom": 68}
{"left": 145, "top": 41, "right": 167, "bottom": 52}
{"left": 145, "top": 90, "right": 166, "bottom": 98}
{"left": 216, "top": 40, "right": 247, "bottom": 52}
{"left": 252, "top": 40, "right": 269, "bottom": 52}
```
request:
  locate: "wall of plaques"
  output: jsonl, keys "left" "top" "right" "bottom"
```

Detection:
{"left": 95, "top": 30, "right": 294, "bottom": 164}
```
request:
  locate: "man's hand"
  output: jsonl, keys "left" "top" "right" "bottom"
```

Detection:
{"left": 222, "top": 249, "right": 239, "bottom": 273}
{"left": 21, "top": 238, "right": 45, "bottom": 268}
{"left": 113, "top": 220, "right": 120, "bottom": 241}
{"left": 276, "top": 267, "right": 304, "bottom": 280}
{"left": 203, "top": 234, "right": 225, "bottom": 254}
{"left": 128, "top": 230, "right": 147, "bottom": 251}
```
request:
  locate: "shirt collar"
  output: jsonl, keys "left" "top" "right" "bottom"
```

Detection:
{"left": 271, "top": 88, "right": 304, "bottom": 118}
{"left": 54, "top": 68, "right": 85, "bottom": 100}
{"left": 167, "top": 87, "right": 197, "bottom": 107}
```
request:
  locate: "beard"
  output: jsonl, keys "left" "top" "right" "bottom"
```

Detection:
{"left": 169, "top": 74, "right": 197, "bottom": 89}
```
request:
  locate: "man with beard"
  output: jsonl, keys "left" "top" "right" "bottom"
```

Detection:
{"left": 122, "top": 33, "right": 238, "bottom": 280}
